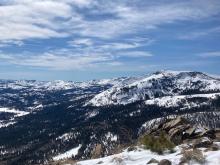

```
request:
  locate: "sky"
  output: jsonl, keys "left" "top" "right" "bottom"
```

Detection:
{"left": 0, "top": 0, "right": 220, "bottom": 81}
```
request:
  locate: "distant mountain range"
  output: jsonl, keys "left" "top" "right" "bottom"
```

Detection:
{"left": 0, "top": 71, "right": 220, "bottom": 165}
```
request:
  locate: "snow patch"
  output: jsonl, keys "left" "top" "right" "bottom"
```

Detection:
{"left": 0, "top": 108, "right": 29, "bottom": 117}
{"left": 0, "top": 121, "right": 16, "bottom": 128}
{"left": 53, "top": 144, "right": 82, "bottom": 161}
{"left": 145, "top": 93, "right": 220, "bottom": 108}
{"left": 105, "top": 132, "right": 118, "bottom": 142}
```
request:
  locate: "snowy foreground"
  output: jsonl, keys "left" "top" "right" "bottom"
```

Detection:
{"left": 76, "top": 145, "right": 220, "bottom": 165}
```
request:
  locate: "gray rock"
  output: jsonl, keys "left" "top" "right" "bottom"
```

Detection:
{"left": 127, "top": 146, "right": 137, "bottom": 152}
{"left": 147, "top": 158, "right": 159, "bottom": 164}
{"left": 185, "top": 127, "right": 196, "bottom": 136}
{"left": 163, "top": 117, "right": 187, "bottom": 130}
{"left": 169, "top": 125, "right": 190, "bottom": 136}
{"left": 110, "top": 157, "right": 125, "bottom": 165}
{"left": 97, "top": 161, "right": 104, "bottom": 164}
{"left": 168, "top": 124, "right": 190, "bottom": 144}
{"left": 199, "top": 129, "right": 216, "bottom": 139}
{"left": 180, "top": 148, "right": 205, "bottom": 164}
{"left": 158, "top": 159, "right": 172, "bottom": 165}
{"left": 193, "top": 137, "right": 213, "bottom": 148}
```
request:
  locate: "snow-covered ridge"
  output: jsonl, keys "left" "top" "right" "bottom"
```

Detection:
{"left": 88, "top": 71, "right": 220, "bottom": 106}
{"left": 0, "top": 77, "right": 137, "bottom": 90}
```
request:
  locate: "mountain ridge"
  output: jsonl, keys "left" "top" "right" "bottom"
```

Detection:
{"left": 88, "top": 71, "right": 220, "bottom": 106}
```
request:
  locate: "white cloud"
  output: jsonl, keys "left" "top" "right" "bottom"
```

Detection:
{"left": 68, "top": 38, "right": 93, "bottom": 47}
{"left": 0, "top": 40, "right": 24, "bottom": 47}
{"left": 0, "top": 53, "right": 14, "bottom": 60}
{"left": 117, "top": 51, "right": 153, "bottom": 58}
{"left": 0, "top": 47, "right": 153, "bottom": 70}
{"left": 199, "top": 51, "right": 220, "bottom": 57}
{"left": 1, "top": 0, "right": 220, "bottom": 41}
{"left": 65, "top": 36, "right": 154, "bottom": 64}
{"left": 98, "top": 42, "right": 140, "bottom": 50}
{"left": 65, "top": 0, "right": 220, "bottom": 39}
{"left": 0, "top": 50, "right": 114, "bottom": 70}
{"left": 179, "top": 26, "right": 220, "bottom": 40}
{"left": 67, "top": 0, "right": 92, "bottom": 7}
{"left": 0, "top": 1, "right": 71, "bottom": 41}
{"left": 68, "top": 37, "right": 154, "bottom": 52}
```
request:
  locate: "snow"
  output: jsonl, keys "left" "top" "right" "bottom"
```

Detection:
{"left": 56, "top": 132, "right": 80, "bottom": 142}
{"left": 105, "top": 132, "right": 118, "bottom": 142}
{"left": 43, "top": 80, "right": 75, "bottom": 90}
{"left": 53, "top": 144, "right": 82, "bottom": 161}
{"left": 56, "top": 133, "right": 73, "bottom": 141}
{"left": 34, "top": 104, "right": 43, "bottom": 109}
{"left": 86, "top": 111, "right": 99, "bottom": 119}
{"left": 28, "top": 104, "right": 44, "bottom": 111}
{"left": 77, "top": 144, "right": 220, "bottom": 165}
{"left": 145, "top": 93, "right": 220, "bottom": 108}
{"left": 140, "top": 117, "right": 165, "bottom": 132}
{"left": 77, "top": 146, "right": 182, "bottom": 165}
{"left": 96, "top": 78, "right": 121, "bottom": 86}
{"left": 0, "top": 108, "right": 30, "bottom": 128}
{"left": 0, "top": 121, "right": 16, "bottom": 128}
{"left": 205, "top": 148, "right": 220, "bottom": 164}
{"left": 94, "top": 77, "right": 140, "bottom": 87}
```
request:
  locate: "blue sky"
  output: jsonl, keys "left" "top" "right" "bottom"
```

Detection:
{"left": 0, "top": 0, "right": 220, "bottom": 81}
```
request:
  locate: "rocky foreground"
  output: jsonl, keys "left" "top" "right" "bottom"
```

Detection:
{"left": 53, "top": 117, "right": 220, "bottom": 165}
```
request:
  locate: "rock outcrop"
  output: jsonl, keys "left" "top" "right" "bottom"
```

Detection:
{"left": 149, "top": 117, "right": 219, "bottom": 145}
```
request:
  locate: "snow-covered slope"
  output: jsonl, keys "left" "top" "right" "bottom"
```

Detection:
{"left": 88, "top": 71, "right": 220, "bottom": 106}
{"left": 77, "top": 144, "right": 220, "bottom": 165}
{"left": 145, "top": 93, "right": 220, "bottom": 108}
{"left": 0, "top": 108, "right": 30, "bottom": 128}
{"left": 0, "top": 108, "right": 29, "bottom": 117}
{"left": 53, "top": 144, "right": 82, "bottom": 161}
